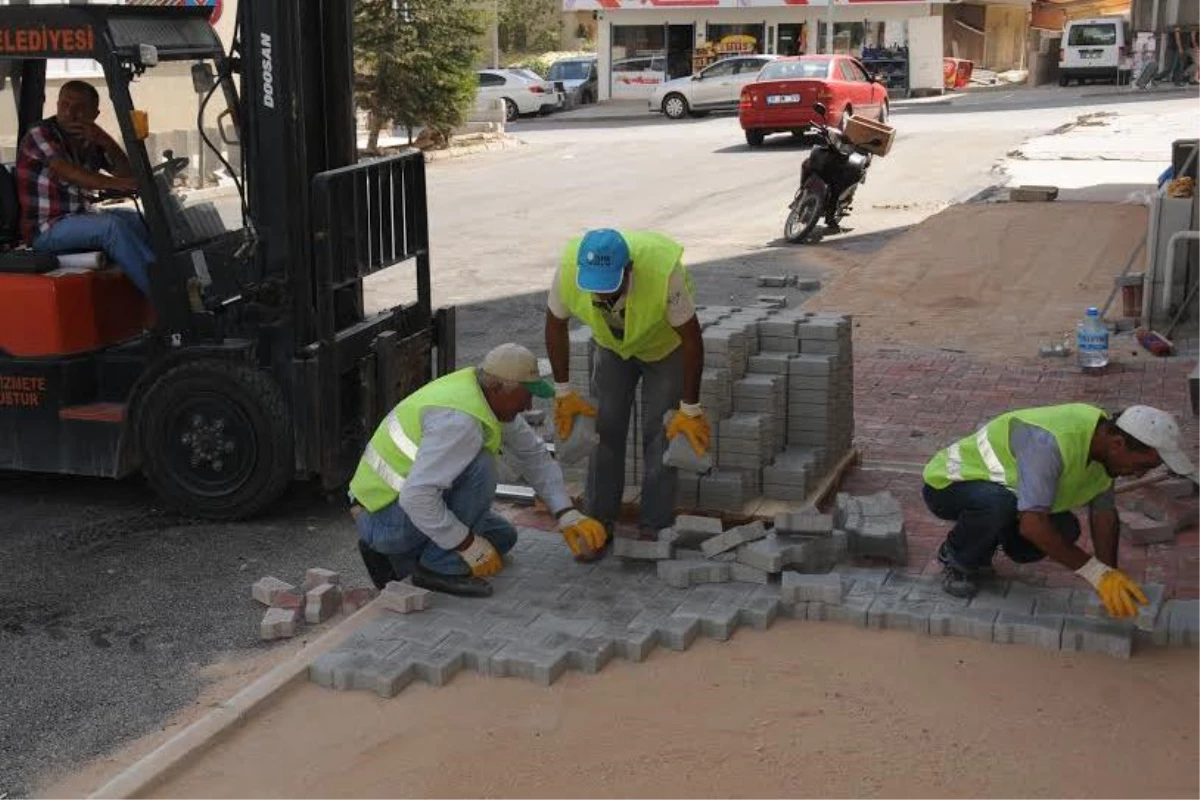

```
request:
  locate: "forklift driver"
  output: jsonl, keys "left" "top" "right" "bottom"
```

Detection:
{"left": 16, "top": 80, "right": 154, "bottom": 294}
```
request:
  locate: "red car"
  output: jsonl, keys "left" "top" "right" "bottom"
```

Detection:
{"left": 738, "top": 55, "right": 889, "bottom": 147}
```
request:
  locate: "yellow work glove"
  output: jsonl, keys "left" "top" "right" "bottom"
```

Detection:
{"left": 1076, "top": 557, "right": 1148, "bottom": 619}
{"left": 554, "top": 388, "right": 597, "bottom": 440}
{"left": 665, "top": 402, "right": 711, "bottom": 455}
{"left": 457, "top": 534, "right": 503, "bottom": 578}
{"left": 557, "top": 509, "right": 608, "bottom": 558}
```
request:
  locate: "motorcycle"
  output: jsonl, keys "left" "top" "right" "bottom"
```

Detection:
{"left": 783, "top": 102, "right": 878, "bottom": 244}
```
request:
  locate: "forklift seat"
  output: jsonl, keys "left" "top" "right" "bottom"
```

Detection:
{"left": 0, "top": 163, "right": 101, "bottom": 274}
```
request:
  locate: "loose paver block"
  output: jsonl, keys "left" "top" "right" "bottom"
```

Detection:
{"left": 557, "top": 415, "right": 599, "bottom": 465}
{"left": 302, "top": 568, "right": 341, "bottom": 592}
{"left": 260, "top": 606, "right": 300, "bottom": 640}
{"left": 379, "top": 580, "right": 431, "bottom": 614}
{"left": 270, "top": 589, "right": 304, "bottom": 611}
{"left": 701, "top": 520, "right": 769, "bottom": 557}
{"left": 673, "top": 515, "right": 724, "bottom": 546}
{"left": 774, "top": 510, "right": 835, "bottom": 536}
{"left": 1159, "top": 600, "right": 1200, "bottom": 647}
{"left": 614, "top": 536, "right": 675, "bottom": 560}
{"left": 663, "top": 434, "right": 713, "bottom": 474}
{"left": 253, "top": 576, "right": 297, "bottom": 606}
{"left": 729, "top": 562, "right": 771, "bottom": 585}
{"left": 342, "top": 587, "right": 381, "bottom": 614}
{"left": 657, "top": 559, "right": 731, "bottom": 588}
{"left": 305, "top": 583, "right": 343, "bottom": 623}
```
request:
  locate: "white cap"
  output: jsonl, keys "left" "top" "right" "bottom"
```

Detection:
{"left": 1115, "top": 405, "right": 1196, "bottom": 479}
{"left": 479, "top": 343, "right": 554, "bottom": 398}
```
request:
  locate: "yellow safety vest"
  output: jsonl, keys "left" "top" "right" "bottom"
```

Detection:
{"left": 557, "top": 230, "right": 694, "bottom": 362}
{"left": 348, "top": 368, "right": 503, "bottom": 513}
{"left": 923, "top": 403, "right": 1113, "bottom": 513}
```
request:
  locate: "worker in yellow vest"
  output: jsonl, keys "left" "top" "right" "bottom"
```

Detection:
{"left": 545, "top": 229, "right": 708, "bottom": 542}
{"left": 348, "top": 343, "right": 608, "bottom": 598}
{"left": 922, "top": 403, "right": 1194, "bottom": 614}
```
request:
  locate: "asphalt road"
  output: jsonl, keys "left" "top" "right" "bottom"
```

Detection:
{"left": 0, "top": 87, "right": 1193, "bottom": 798}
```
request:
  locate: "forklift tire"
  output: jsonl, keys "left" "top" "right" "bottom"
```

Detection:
{"left": 138, "top": 359, "right": 293, "bottom": 520}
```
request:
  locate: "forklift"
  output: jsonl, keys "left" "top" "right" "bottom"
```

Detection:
{"left": 0, "top": 1, "right": 454, "bottom": 519}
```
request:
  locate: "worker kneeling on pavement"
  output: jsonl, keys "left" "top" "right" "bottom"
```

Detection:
{"left": 348, "top": 343, "right": 608, "bottom": 598}
{"left": 544, "top": 229, "right": 707, "bottom": 540}
{"left": 922, "top": 403, "right": 1195, "bottom": 617}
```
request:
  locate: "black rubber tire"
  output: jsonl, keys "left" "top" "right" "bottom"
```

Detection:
{"left": 745, "top": 129, "right": 765, "bottom": 147}
{"left": 138, "top": 359, "right": 293, "bottom": 520}
{"left": 662, "top": 93, "right": 690, "bottom": 119}
{"left": 878, "top": 100, "right": 889, "bottom": 123}
{"left": 784, "top": 191, "right": 822, "bottom": 243}
{"left": 503, "top": 98, "right": 519, "bottom": 122}
{"left": 1058, "top": 73, "right": 1070, "bottom": 87}
{"left": 839, "top": 106, "right": 853, "bottom": 131}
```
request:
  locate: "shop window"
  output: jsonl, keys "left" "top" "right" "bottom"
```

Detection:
{"left": 817, "top": 21, "right": 887, "bottom": 58}
{"left": 611, "top": 24, "right": 666, "bottom": 95}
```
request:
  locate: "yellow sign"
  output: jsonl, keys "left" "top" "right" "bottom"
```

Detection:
{"left": 717, "top": 34, "right": 757, "bottom": 54}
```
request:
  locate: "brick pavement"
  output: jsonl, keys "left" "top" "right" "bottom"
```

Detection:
{"left": 309, "top": 530, "right": 1198, "bottom": 698}
{"left": 499, "top": 345, "right": 1199, "bottom": 599}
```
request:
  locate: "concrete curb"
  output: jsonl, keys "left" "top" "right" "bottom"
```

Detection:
{"left": 87, "top": 603, "right": 387, "bottom": 799}
{"left": 424, "top": 138, "right": 525, "bottom": 162}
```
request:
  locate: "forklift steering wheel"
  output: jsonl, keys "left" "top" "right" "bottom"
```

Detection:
{"left": 152, "top": 155, "right": 190, "bottom": 177}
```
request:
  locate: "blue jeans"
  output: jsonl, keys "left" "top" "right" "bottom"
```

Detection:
{"left": 34, "top": 208, "right": 155, "bottom": 295}
{"left": 586, "top": 344, "right": 684, "bottom": 531}
{"left": 355, "top": 451, "right": 518, "bottom": 580}
{"left": 923, "top": 481, "right": 1081, "bottom": 573}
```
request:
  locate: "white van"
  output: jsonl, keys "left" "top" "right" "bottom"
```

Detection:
{"left": 1059, "top": 16, "right": 1132, "bottom": 86}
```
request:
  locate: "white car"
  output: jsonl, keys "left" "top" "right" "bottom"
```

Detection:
{"left": 475, "top": 69, "right": 561, "bottom": 122}
{"left": 649, "top": 55, "right": 777, "bottom": 119}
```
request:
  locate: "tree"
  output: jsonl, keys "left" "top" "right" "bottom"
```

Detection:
{"left": 354, "top": 0, "right": 485, "bottom": 152}
{"left": 497, "top": 0, "right": 561, "bottom": 58}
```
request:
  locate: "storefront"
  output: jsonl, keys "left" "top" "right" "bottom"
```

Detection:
{"left": 565, "top": 0, "right": 949, "bottom": 100}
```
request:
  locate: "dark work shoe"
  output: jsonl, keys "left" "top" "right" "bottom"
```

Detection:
{"left": 411, "top": 564, "right": 493, "bottom": 598}
{"left": 941, "top": 564, "right": 979, "bottom": 598}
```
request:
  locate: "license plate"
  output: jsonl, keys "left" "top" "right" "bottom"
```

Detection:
{"left": 767, "top": 93, "right": 801, "bottom": 105}
{"left": 1081, "top": 50, "right": 1102, "bottom": 59}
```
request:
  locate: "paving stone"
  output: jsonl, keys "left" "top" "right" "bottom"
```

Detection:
{"left": 1160, "top": 599, "right": 1200, "bottom": 648}
{"left": 701, "top": 520, "right": 769, "bottom": 557}
{"left": 614, "top": 537, "right": 675, "bottom": 560}
{"left": 270, "top": 589, "right": 304, "bottom": 611}
{"left": 260, "top": 606, "right": 300, "bottom": 640}
{"left": 253, "top": 576, "right": 297, "bottom": 606}
{"left": 729, "top": 562, "right": 771, "bottom": 585}
{"left": 657, "top": 559, "right": 731, "bottom": 588}
{"left": 408, "top": 646, "right": 466, "bottom": 687}
{"left": 867, "top": 598, "right": 936, "bottom": 633}
{"left": 341, "top": 587, "right": 380, "bottom": 614}
{"left": 1032, "top": 587, "right": 1076, "bottom": 616}
{"left": 305, "top": 583, "right": 342, "bottom": 624}
{"left": 824, "top": 594, "right": 872, "bottom": 627}
{"left": 774, "top": 510, "right": 834, "bottom": 536}
{"left": 378, "top": 580, "right": 431, "bottom": 614}
{"left": 1120, "top": 512, "right": 1175, "bottom": 545}
{"left": 673, "top": 515, "right": 724, "bottom": 546}
{"left": 781, "top": 572, "right": 843, "bottom": 604}
{"left": 993, "top": 612, "right": 1064, "bottom": 651}
{"left": 967, "top": 583, "right": 1034, "bottom": 615}
{"left": 738, "top": 595, "right": 781, "bottom": 629}
{"left": 757, "top": 275, "right": 788, "bottom": 288}
{"left": 657, "top": 615, "right": 702, "bottom": 650}
{"left": 1061, "top": 616, "right": 1134, "bottom": 659}
{"left": 927, "top": 606, "right": 998, "bottom": 642}
{"left": 846, "top": 521, "right": 908, "bottom": 563}
{"left": 736, "top": 534, "right": 787, "bottom": 572}
{"left": 302, "top": 568, "right": 341, "bottom": 592}
{"left": 663, "top": 433, "right": 713, "bottom": 474}
{"left": 374, "top": 657, "right": 419, "bottom": 698}
{"left": 699, "top": 605, "right": 741, "bottom": 640}
{"left": 557, "top": 415, "right": 599, "bottom": 465}
{"left": 490, "top": 643, "right": 570, "bottom": 685}
{"left": 1135, "top": 583, "right": 1166, "bottom": 632}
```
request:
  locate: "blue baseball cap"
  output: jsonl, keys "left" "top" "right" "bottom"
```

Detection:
{"left": 576, "top": 229, "right": 630, "bottom": 293}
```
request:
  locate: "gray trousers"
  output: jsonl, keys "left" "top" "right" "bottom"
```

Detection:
{"left": 585, "top": 344, "right": 684, "bottom": 531}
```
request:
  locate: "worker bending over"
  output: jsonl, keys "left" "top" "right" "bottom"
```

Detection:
{"left": 349, "top": 343, "right": 608, "bottom": 597}
{"left": 545, "top": 229, "right": 708, "bottom": 541}
{"left": 923, "top": 403, "right": 1194, "bottom": 616}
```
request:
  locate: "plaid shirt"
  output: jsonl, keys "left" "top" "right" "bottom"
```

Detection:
{"left": 16, "top": 118, "right": 112, "bottom": 245}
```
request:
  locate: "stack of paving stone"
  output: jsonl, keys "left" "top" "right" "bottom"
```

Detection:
{"left": 554, "top": 305, "right": 856, "bottom": 514}
{"left": 253, "top": 568, "right": 384, "bottom": 641}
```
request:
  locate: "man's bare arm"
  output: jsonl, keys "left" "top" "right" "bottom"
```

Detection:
{"left": 47, "top": 158, "right": 136, "bottom": 192}
{"left": 545, "top": 310, "right": 571, "bottom": 384}
{"left": 1089, "top": 507, "right": 1120, "bottom": 568}
{"left": 672, "top": 316, "right": 704, "bottom": 405}
{"left": 1018, "top": 511, "right": 1090, "bottom": 570}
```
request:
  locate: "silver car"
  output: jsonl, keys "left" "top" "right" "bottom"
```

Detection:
{"left": 649, "top": 55, "right": 777, "bottom": 119}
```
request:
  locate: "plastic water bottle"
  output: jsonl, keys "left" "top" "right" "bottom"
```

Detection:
{"left": 1076, "top": 307, "right": 1109, "bottom": 372}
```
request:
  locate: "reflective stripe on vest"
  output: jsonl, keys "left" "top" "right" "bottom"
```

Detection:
{"left": 923, "top": 403, "right": 1112, "bottom": 512}
{"left": 385, "top": 411, "right": 420, "bottom": 461}
{"left": 363, "top": 443, "right": 406, "bottom": 492}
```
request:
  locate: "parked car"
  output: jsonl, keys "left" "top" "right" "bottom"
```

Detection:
{"left": 475, "top": 69, "right": 561, "bottom": 122}
{"left": 1059, "top": 16, "right": 1132, "bottom": 86}
{"left": 738, "top": 55, "right": 889, "bottom": 147}
{"left": 649, "top": 55, "right": 777, "bottom": 119}
{"left": 547, "top": 55, "right": 599, "bottom": 106}
{"left": 613, "top": 54, "right": 667, "bottom": 90}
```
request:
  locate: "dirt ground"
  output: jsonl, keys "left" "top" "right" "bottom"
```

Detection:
{"left": 806, "top": 201, "right": 1150, "bottom": 360}
{"left": 60, "top": 620, "right": 1198, "bottom": 799}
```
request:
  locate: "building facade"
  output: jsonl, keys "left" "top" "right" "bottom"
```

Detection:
{"left": 564, "top": 0, "right": 950, "bottom": 101}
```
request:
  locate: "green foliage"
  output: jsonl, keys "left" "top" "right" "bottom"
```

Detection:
{"left": 506, "top": 49, "right": 595, "bottom": 79}
{"left": 354, "top": 0, "right": 485, "bottom": 148}
{"left": 497, "top": 0, "right": 561, "bottom": 56}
